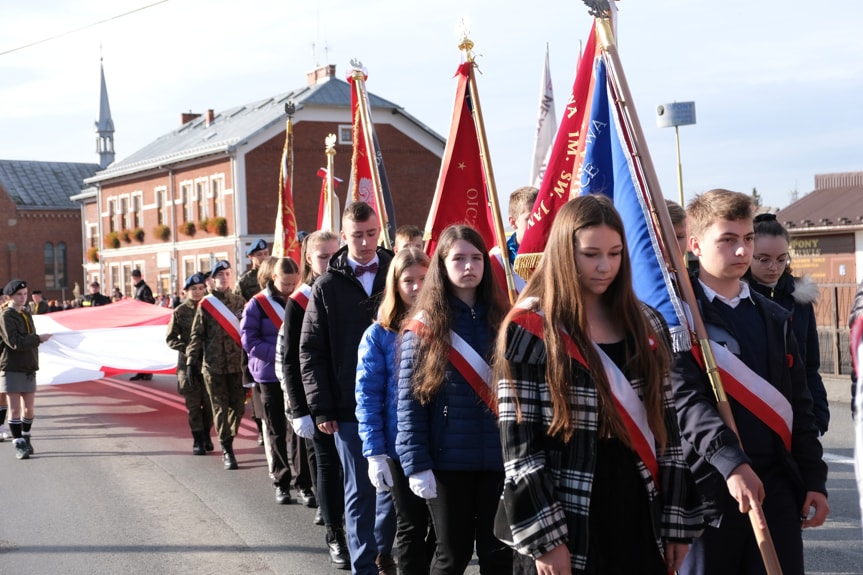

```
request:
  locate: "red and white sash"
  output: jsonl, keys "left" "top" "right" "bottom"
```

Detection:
{"left": 200, "top": 294, "right": 241, "bottom": 346}
{"left": 489, "top": 246, "right": 526, "bottom": 295}
{"left": 405, "top": 311, "right": 496, "bottom": 413}
{"left": 691, "top": 340, "right": 793, "bottom": 451}
{"left": 511, "top": 300, "right": 659, "bottom": 482}
{"left": 289, "top": 283, "right": 312, "bottom": 311}
{"left": 253, "top": 291, "right": 285, "bottom": 330}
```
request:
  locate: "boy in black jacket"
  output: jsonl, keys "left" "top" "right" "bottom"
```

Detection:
{"left": 672, "top": 189, "right": 828, "bottom": 575}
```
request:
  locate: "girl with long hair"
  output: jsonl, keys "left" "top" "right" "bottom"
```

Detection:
{"left": 356, "top": 247, "right": 433, "bottom": 574}
{"left": 240, "top": 256, "right": 300, "bottom": 503}
{"left": 744, "top": 213, "right": 829, "bottom": 434}
{"left": 495, "top": 195, "right": 702, "bottom": 574}
{"left": 275, "top": 230, "right": 350, "bottom": 567}
{"left": 396, "top": 225, "right": 512, "bottom": 574}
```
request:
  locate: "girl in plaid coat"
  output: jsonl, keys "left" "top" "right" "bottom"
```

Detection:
{"left": 496, "top": 195, "right": 704, "bottom": 574}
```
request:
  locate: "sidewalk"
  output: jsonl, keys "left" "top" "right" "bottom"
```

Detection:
{"left": 823, "top": 374, "right": 853, "bottom": 405}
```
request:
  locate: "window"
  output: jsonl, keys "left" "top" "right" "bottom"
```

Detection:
{"left": 211, "top": 177, "right": 224, "bottom": 217}
{"left": 131, "top": 194, "right": 141, "bottom": 229}
{"left": 338, "top": 124, "right": 352, "bottom": 145}
{"left": 107, "top": 199, "right": 115, "bottom": 233}
{"left": 120, "top": 196, "right": 129, "bottom": 229}
{"left": 181, "top": 183, "right": 193, "bottom": 223}
{"left": 197, "top": 181, "right": 208, "bottom": 221}
{"left": 43, "top": 242, "right": 67, "bottom": 289}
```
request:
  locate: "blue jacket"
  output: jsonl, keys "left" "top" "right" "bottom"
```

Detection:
{"left": 356, "top": 322, "right": 400, "bottom": 460}
{"left": 396, "top": 297, "right": 503, "bottom": 477}
{"left": 240, "top": 282, "right": 285, "bottom": 384}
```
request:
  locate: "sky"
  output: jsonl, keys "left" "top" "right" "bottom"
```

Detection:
{"left": 2, "top": 0, "right": 863, "bottom": 212}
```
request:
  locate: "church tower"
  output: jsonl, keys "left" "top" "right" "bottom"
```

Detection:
{"left": 95, "top": 59, "right": 115, "bottom": 169}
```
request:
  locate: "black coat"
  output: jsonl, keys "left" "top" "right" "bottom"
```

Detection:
{"left": 671, "top": 278, "right": 827, "bottom": 523}
{"left": 745, "top": 271, "right": 829, "bottom": 432}
{"left": 300, "top": 246, "right": 393, "bottom": 424}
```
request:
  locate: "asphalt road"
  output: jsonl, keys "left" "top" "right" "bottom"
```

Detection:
{"left": 0, "top": 375, "right": 860, "bottom": 574}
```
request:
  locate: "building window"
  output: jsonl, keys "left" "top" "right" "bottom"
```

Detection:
{"left": 338, "top": 124, "right": 352, "bottom": 145}
{"left": 197, "top": 181, "right": 208, "bottom": 221}
{"left": 181, "top": 183, "right": 193, "bottom": 224}
{"left": 43, "top": 242, "right": 67, "bottom": 289}
{"left": 107, "top": 198, "right": 115, "bottom": 233}
{"left": 131, "top": 194, "right": 141, "bottom": 229}
{"left": 120, "top": 197, "right": 129, "bottom": 229}
{"left": 212, "top": 177, "right": 224, "bottom": 217}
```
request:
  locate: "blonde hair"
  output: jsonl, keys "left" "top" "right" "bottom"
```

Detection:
{"left": 508, "top": 186, "right": 539, "bottom": 219}
{"left": 301, "top": 230, "right": 339, "bottom": 284}
{"left": 686, "top": 189, "right": 754, "bottom": 238}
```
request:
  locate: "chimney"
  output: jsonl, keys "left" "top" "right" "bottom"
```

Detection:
{"left": 205, "top": 109, "right": 215, "bottom": 126}
{"left": 181, "top": 112, "right": 201, "bottom": 125}
{"left": 306, "top": 64, "right": 336, "bottom": 87}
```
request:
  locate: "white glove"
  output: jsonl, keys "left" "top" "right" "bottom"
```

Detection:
{"left": 367, "top": 455, "right": 394, "bottom": 492}
{"left": 408, "top": 469, "right": 437, "bottom": 499}
{"left": 291, "top": 415, "right": 315, "bottom": 439}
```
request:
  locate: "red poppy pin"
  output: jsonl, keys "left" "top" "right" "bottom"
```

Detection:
{"left": 786, "top": 354, "right": 794, "bottom": 368}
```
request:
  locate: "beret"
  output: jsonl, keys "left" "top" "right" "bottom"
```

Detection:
{"left": 246, "top": 238, "right": 268, "bottom": 256}
{"left": 184, "top": 273, "right": 206, "bottom": 290}
{"left": 3, "top": 279, "right": 26, "bottom": 296}
{"left": 211, "top": 260, "right": 231, "bottom": 276}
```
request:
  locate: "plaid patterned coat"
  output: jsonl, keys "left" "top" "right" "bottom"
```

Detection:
{"left": 497, "top": 302, "right": 704, "bottom": 571}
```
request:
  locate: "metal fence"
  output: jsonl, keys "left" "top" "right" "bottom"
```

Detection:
{"left": 814, "top": 282, "right": 857, "bottom": 377}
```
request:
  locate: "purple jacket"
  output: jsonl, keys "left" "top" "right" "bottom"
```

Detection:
{"left": 240, "top": 282, "right": 286, "bottom": 384}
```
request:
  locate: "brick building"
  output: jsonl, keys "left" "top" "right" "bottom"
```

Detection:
{"left": 0, "top": 160, "right": 98, "bottom": 303}
{"left": 80, "top": 64, "right": 444, "bottom": 297}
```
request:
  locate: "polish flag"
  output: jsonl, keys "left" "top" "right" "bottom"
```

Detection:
{"left": 31, "top": 299, "right": 176, "bottom": 385}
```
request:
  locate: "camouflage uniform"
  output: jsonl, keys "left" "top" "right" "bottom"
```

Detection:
{"left": 165, "top": 297, "right": 213, "bottom": 434}
{"left": 234, "top": 266, "right": 262, "bottom": 302}
{"left": 186, "top": 289, "right": 246, "bottom": 444}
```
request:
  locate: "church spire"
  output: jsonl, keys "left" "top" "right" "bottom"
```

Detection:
{"left": 95, "top": 57, "right": 115, "bottom": 169}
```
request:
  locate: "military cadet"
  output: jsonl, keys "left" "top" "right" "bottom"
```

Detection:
{"left": 29, "top": 290, "right": 50, "bottom": 315}
{"left": 235, "top": 238, "right": 270, "bottom": 301}
{"left": 81, "top": 281, "right": 112, "bottom": 307}
{"left": 166, "top": 273, "right": 214, "bottom": 455}
{"left": 185, "top": 260, "right": 246, "bottom": 470}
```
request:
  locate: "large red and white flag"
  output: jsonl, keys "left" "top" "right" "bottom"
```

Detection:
{"left": 32, "top": 300, "right": 176, "bottom": 385}
{"left": 515, "top": 23, "right": 597, "bottom": 276}
{"left": 423, "top": 62, "right": 495, "bottom": 256}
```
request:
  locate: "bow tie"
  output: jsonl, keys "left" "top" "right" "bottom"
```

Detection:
{"left": 354, "top": 262, "right": 379, "bottom": 277}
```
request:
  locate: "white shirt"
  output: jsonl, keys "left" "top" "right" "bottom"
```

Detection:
{"left": 347, "top": 254, "right": 380, "bottom": 296}
{"left": 699, "top": 279, "right": 754, "bottom": 309}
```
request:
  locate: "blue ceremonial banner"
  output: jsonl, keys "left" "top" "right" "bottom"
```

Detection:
{"left": 578, "top": 56, "right": 690, "bottom": 350}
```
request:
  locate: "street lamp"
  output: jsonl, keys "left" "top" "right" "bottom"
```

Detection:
{"left": 656, "top": 101, "right": 696, "bottom": 206}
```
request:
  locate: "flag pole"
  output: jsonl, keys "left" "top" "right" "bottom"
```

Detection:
{"left": 459, "top": 35, "right": 518, "bottom": 304}
{"left": 325, "top": 134, "right": 339, "bottom": 232}
{"left": 273, "top": 102, "right": 296, "bottom": 259}
{"left": 350, "top": 66, "right": 392, "bottom": 250}
{"left": 585, "top": 3, "right": 783, "bottom": 573}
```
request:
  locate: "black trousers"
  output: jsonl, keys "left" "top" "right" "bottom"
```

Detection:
{"left": 286, "top": 422, "right": 315, "bottom": 492}
{"left": 257, "top": 381, "right": 292, "bottom": 488}
{"left": 681, "top": 468, "right": 805, "bottom": 575}
{"left": 390, "top": 459, "right": 435, "bottom": 575}
{"left": 426, "top": 469, "right": 512, "bottom": 575}
{"left": 312, "top": 426, "right": 344, "bottom": 527}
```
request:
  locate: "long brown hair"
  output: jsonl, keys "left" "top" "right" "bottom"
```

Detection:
{"left": 405, "top": 225, "right": 507, "bottom": 405}
{"left": 300, "top": 230, "right": 339, "bottom": 284}
{"left": 496, "top": 195, "right": 668, "bottom": 447}
{"left": 378, "top": 248, "right": 429, "bottom": 332}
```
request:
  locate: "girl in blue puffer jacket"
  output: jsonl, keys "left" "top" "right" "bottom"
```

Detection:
{"left": 396, "top": 225, "right": 512, "bottom": 574}
{"left": 356, "top": 247, "right": 432, "bottom": 575}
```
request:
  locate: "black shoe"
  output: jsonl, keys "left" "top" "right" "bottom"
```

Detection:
{"left": 256, "top": 432, "right": 264, "bottom": 447}
{"left": 141, "top": 373, "right": 153, "bottom": 381}
{"left": 275, "top": 486, "right": 295, "bottom": 505}
{"left": 221, "top": 443, "right": 237, "bottom": 470}
{"left": 326, "top": 527, "right": 350, "bottom": 569}
{"left": 313, "top": 507, "right": 324, "bottom": 526}
{"left": 23, "top": 436, "right": 34, "bottom": 455}
{"left": 130, "top": 374, "right": 143, "bottom": 381}
{"left": 203, "top": 431, "right": 214, "bottom": 452}
{"left": 192, "top": 432, "right": 205, "bottom": 456}
{"left": 297, "top": 488, "right": 317, "bottom": 508}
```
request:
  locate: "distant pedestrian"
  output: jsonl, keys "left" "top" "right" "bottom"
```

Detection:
{"left": 29, "top": 290, "right": 50, "bottom": 315}
{"left": 81, "top": 281, "right": 111, "bottom": 307}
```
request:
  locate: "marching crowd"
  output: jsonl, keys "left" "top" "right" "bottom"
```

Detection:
{"left": 0, "top": 187, "right": 846, "bottom": 575}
